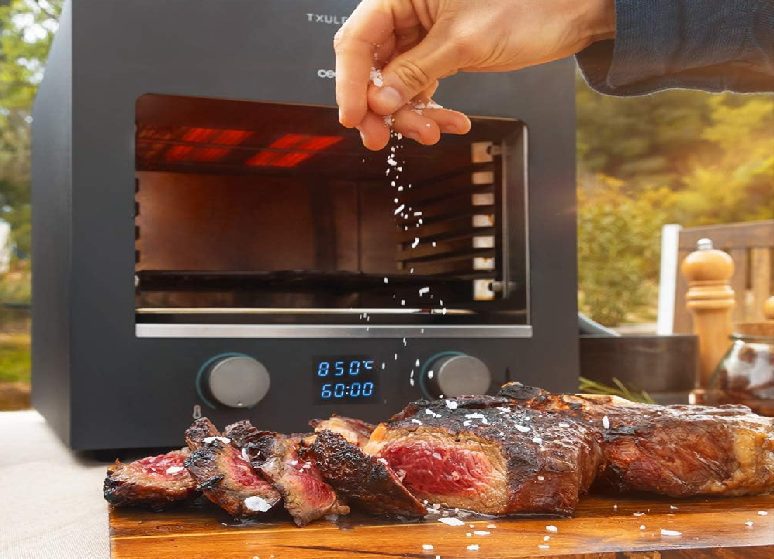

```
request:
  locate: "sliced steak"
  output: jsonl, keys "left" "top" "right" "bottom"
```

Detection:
{"left": 309, "top": 430, "right": 427, "bottom": 518}
{"left": 310, "top": 415, "right": 375, "bottom": 448}
{"left": 104, "top": 449, "right": 197, "bottom": 509}
{"left": 366, "top": 396, "right": 603, "bottom": 516}
{"left": 183, "top": 418, "right": 281, "bottom": 518}
{"left": 184, "top": 417, "right": 221, "bottom": 450}
{"left": 499, "top": 382, "right": 774, "bottom": 497}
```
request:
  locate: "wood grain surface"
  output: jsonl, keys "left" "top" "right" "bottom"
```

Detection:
{"left": 110, "top": 493, "right": 774, "bottom": 558}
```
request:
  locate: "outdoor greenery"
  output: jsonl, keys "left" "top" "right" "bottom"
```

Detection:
{"left": 0, "top": 0, "right": 772, "bottom": 333}
{"left": 0, "top": 333, "right": 30, "bottom": 383}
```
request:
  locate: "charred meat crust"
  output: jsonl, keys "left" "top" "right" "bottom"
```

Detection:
{"left": 104, "top": 449, "right": 198, "bottom": 509}
{"left": 184, "top": 439, "right": 281, "bottom": 518}
{"left": 184, "top": 417, "right": 220, "bottom": 450}
{"left": 309, "top": 430, "right": 427, "bottom": 518}
{"left": 310, "top": 415, "right": 376, "bottom": 448}
{"left": 374, "top": 397, "right": 603, "bottom": 516}
{"left": 498, "top": 382, "right": 774, "bottom": 497}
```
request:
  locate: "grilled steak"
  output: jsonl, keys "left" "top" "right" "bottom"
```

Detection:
{"left": 499, "top": 382, "right": 774, "bottom": 497}
{"left": 104, "top": 449, "right": 197, "bottom": 509}
{"left": 310, "top": 430, "right": 427, "bottom": 518}
{"left": 310, "top": 415, "right": 375, "bottom": 448}
{"left": 365, "top": 395, "right": 603, "bottom": 516}
{"left": 225, "top": 421, "right": 349, "bottom": 526}
{"left": 183, "top": 418, "right": 281, "bottom": 518}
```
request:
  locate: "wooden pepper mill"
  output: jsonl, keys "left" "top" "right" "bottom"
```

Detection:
{"left": 680, "top": 238, "right": 735, "bottom": 394}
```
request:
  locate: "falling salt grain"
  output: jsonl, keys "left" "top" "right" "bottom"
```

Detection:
{"left": 745, "top": 520, "right": 754, "bottom": 527}
{"left": 538, "top": 544, "right": 550, "bottom": 550}
{"left": 633, "top": 512, "right": 645, "bottom": 517}
{"left": 473, "top": 531, "right": 490, "bottom": 536}
{"left": 466, "top": 544, "right": 479, "bottom": 551}
{"left": 384, "top": 277, "right": 389, "bottom": 284}
{"left": 602, "top": 415, "right": 610, "bottom": 429}
{"left": 758, "top": 511, "right": 768, "bottom": 516}
{"left": 660, "top": 529, "right": 682, "bottom": 537}
{"left": 670, "top": 505, "right": 679, "bottom": 510}
{"left": 466, "top": 532, "right": 472, "bottom": 537}
{"left": 545, "top": 525, "right": 558, "bottom": 533}
{"left": 640, "top": 524, "right": 646, "bottom": 530}
{"left": 438, "top": 517, "right": 465, "bottom": 527}
{"left": 419, "top": 287, "right": 430, "bottom": 296}
{"left": 412, "top": 237, "right": 420, "bottom": 249}
{"left": 486, "top": 523, "right": 497, "bottom": 529}
{"left": 422, "top": 544, "right": 434, "bottom": 551}
{"left": 543, "top": 535, "right": 550, "bottom": 542}
{"left": 394, "top": 204, "right": 405, "bottom": 215}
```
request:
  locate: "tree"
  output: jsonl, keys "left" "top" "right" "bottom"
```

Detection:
{"left": 0, "top": 0, "right": 62, "bottom": 256}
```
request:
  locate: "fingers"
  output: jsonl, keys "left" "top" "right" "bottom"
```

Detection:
{"left": 357, "top": 111, "right": 391, "bottom": 151}
{"left": 368, "top": 26, "right": 461, "bottom": 116}
{"left": 334, "top": 1, "right": 395, "bottom": 128}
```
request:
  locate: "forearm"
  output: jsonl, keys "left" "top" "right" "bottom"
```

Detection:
{"left": 577, "top": 0, "right": 774, "bottom": 95}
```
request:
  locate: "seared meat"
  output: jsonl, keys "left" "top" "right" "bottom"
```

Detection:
{"left": 184, "top": 417, "right": 221, "bottom": 450}
{"left": 309, "top": 430, "right": 427, "bottom": 518}
{"left": 366, "top": 395, "right": 603, "bottom": 516}
{"left": 225, "top": 421, "right": 349, "bottom": 526}
{"left": 499, "top": 382, "right": 774, "bottom": 497}
{"left": 104, "top": 449, "right": 197, "bottom": 509}
{"left": 183, "top": 418, "right": 281, "bottom": 518}
{"left": 310, "top": 415, "right": 375, "bottom": 448}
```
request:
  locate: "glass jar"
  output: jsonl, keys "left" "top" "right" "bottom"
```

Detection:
{"left": 709, "top": 323, "right": 774, "bottom": 416}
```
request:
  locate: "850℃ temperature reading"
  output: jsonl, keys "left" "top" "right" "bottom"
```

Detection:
{"left": 313, "top": 356, "right": 379, "bottom": 404}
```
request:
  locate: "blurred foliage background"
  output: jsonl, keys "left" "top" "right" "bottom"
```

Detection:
{"left": 0, "top": 1, "right": 772, "bottom": 407}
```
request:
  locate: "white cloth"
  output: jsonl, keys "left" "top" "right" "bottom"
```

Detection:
{"left": 0, "top": 411, "right": 110, "bottom": 559}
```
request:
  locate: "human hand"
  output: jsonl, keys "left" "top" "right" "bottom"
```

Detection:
{"left": 335, "top": 0, "right": 615, "bottom": 150}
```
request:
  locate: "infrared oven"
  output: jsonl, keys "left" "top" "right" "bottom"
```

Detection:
{"left": 32, "top": 0, "right": 578, "bottom": 450}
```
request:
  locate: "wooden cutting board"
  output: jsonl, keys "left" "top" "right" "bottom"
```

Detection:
{"left": 110, "top": 494, "right": 773, "bottom": 558}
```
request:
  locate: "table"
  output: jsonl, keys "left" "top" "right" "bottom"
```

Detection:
{"left": 0, "top": 411, "right": 110, "bottom": 559}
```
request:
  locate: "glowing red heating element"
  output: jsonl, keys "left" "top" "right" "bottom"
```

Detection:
{"left": 165, "top": 127, "right": 252, "bottom": 163}
{"left": 246, "top": 134, "right": 343, "bottom": 168}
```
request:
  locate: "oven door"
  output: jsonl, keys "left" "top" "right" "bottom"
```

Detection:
{"left": 134, "top": 94, "right": 529, "bottom": 338}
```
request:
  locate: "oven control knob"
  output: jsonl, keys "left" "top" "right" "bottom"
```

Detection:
{"left": 422, "top": 354, "right": 492, "bottom": 398}
{"left": 201, "top": 355, "right": 270, "bottom": 408}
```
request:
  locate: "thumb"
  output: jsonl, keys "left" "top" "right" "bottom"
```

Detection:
{"left": 369, "top": 28, "right": 460, "bottom": 115}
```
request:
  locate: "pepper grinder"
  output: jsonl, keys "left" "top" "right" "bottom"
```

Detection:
{"left": 681, "top": 238, "right": 735, "bottom": 402}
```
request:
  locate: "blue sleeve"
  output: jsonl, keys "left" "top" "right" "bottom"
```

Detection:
{"left": 576, "top": 0, "right": 774, "bottom": 95}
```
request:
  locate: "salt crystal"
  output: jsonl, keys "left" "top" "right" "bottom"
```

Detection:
{"left": 369, "top": 67, "right": 384, "bottom": 87}
{"left": 401, "top": 299, "right": 406, "bottom": 306}
{"left": 745, "top": 520, "right": 754, "bottom": 527}
{"left": 445, "top": 400, "right": 458, "bottom": 410}
{"left": 384, "top": 277, "right": 389, "bottom": 284}
{"left": 466, "top": 532, "right": 472, "bottom": 537}
{"left": 537, "top": 475, "right": 545, "bottom": 481}
{"left": 633, "top": 512, "right": 645, "bottom": 517}
{"left": 516, "top": 425, "right": 530, "bottom": 433}
{"left": 243, "top": 496, "right": 272, "bottom": 512}
{"left": 602, "top": 415, "right": 610, "bottom": 429}
{"left": 640, "top": 525, "right": 646, "bottom": 530}
{"left": 411, "top": 419, "right": 423, "bottom": 425}
{"left": 532, "top": 436, "right": 543, "bottom": 444}
{"left": 486, "top": 523, "right": 497, "bottom": 529}
{"left": 558, "top": 422, "right": 570, "bottom": 428}
{"left": 473, "top": 531, "right": 490, "bottom": 536}
{"left": 466, "top": 544, "right": 479, "bottom": 551}
{"left": 165, "top": 466, "right": 184, "bottom": 475}
{"left": 465, "top": 413, "right": 485, "bottom": 419}
{"left": 377, "top": 457, "right": 388, "bottom": 465}
{"left": 670, "top": 505, "right": 678, "bottom": 510}
{"left": 538, "top": 544, "right": 550, "bottom": 550}
{"left": 543, "top": 535, "right": 550, "bottom": 542}
{"left": 202, "top": 436, "right": 230, "bottom": 445}
{"left": 394, "top": 204, "right": 405, "bottom": 215}
{"left": 758, "top": 511, "right": 768, "bottom": 516}
{"left": 660, "top": 529, "right": 682, "bottom": 537}
{"left": 422, "top": 544, "right": 434, "bottom": 551}
{"left": 545, "top": 525, "right": 558, "bottom": 533}
{"left": 419, "top": 287, "right": 430, "bottom": 296}
{"left": 412, "top": 237, "right": 420, "bottom": 248}
{"left": 438, "top": 517, "right": 465, "bottom": 526}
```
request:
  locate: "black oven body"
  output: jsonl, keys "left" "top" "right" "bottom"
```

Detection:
{"left": 32, "top": 0, "right": 578, "bottom": 450}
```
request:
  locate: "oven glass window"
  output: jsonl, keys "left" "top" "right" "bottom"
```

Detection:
{"left": 134, "top": 94, "right": 528, "bottom": 327}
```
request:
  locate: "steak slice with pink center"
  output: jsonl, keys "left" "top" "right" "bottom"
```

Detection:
{"left": 366, "top": 395, "right": 603, "bottom": 516}
{"left": 225, "top": 420, "right": 349, "bottom": 526}
{"left": 183, "top": 418, "right": 281, "bottom": 518}
{"left": 309, "top": 430, "right": 427, "bottom": 518}
{"left": 104, "top": 449, "right": 197, "bottom": 509}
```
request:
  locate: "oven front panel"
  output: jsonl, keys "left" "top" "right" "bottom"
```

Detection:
{"left": 47, "top": 0, "right": 578, "bottom": 449}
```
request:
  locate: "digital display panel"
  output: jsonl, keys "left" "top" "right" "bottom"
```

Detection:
{"left": 314, "top": 356, "right": 379, "bottom": 404}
